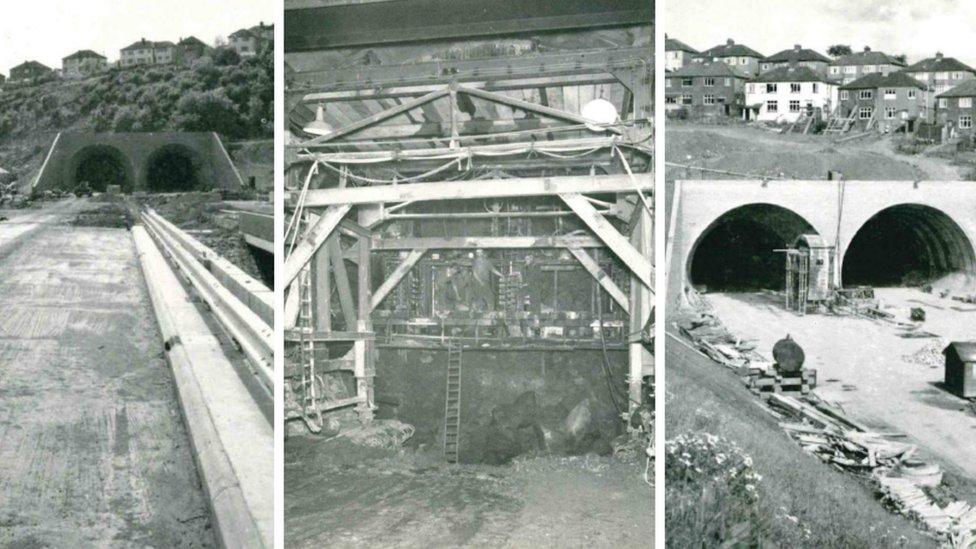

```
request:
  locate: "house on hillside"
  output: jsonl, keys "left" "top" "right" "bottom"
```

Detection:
{"left": 120, "top": 39, "right": 176, "bottom": 67}
{"left": 9, "top": 61, "right": 53, "bottom": 82}
{"left": 838, "top": 72, "right": 931, "bottom": 133}
{"left": 251, "top": 22, "right": 274, "bottom": 43}
{"left": 693, "top": 39, "right": 764, "bottom": 77}
{"left": 904, "top": 53, "right": 976, "bottom": 95}
{"left": 936, "top": 81, "right": 976, "bottom": 138}
{"left": 177, "top": 36, "right": 212, "bottom": 64}
{"left": 760, "top": 45, "right": 831, "bottom": 76}
{"left": 744, "top": 65, "right": 838, "bottom": 123}
{"left": 665, "top": 62, "right": 750, "bottom": 117}
{"left": 0, "top": 73, "right": 6, "bottom": 86}
{"left": 829, "top": 47, "right": 905, "bottom": 84}
{"left": 229, "top": 23, "right": 272, "bottom": 58}
{"left": 665, "top": 35, "right": 698, "bottom": 71}
{"left": 62, "top": 50, "right": 107, "bottom": 78}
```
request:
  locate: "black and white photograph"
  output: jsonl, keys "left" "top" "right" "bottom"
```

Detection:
{"left": 0, "top": 1, "right": 274, "bottom": 546}
{"left": 665, "top": 0, "right": 976, "bottom": 547}
{"left": 281, "top": 0, "right": 653, "bottom": 547}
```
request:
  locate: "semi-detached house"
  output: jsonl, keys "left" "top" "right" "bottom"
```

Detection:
{"left": 744, "top": 65, "right": 838, "bottom": 122}
{"left": 665, "top": 62, "right": 749, "bottom": 117}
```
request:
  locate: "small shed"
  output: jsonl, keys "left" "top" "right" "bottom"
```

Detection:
{"left": 944, "top": 341, "right": 976, "bottom": 398}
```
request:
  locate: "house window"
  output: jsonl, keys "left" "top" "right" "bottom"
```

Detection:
{"left": 937, "top": 72, "right": 948, "bottom": 80}
{"left": 747, "top": 83, "right": 754, "bottom": 94}
{"left": 761, "top": 63, "right": 771, "bottom": 71}
{"left": 766, "top": 83, "right": 778, "bottom": 93}
{"left": 940, "top": 98, "right": 948, "bottom": 108}
{"left": 682, "top": 78, "right": 693, "bottom": 87}
{"left": 665, "top": 96, "right": 678, "bottom": 104}
{"left": 885, "top": 107, "right": 896, "bottom": 119}
{"left": 790, "top": 83, "right": 801, "bottom": 93}
{"left": 789, "top": 100, "right": 801, "bottom": 112}
{"left": 767, "top": 100, "right": 778, "bottom": 113}
{"left": 812, "top": 83, "right": 819, "bottom": 93}
{"left": 918, "top": 72, "right": 929, "bottom": 81}
{"left": 682, "top": 94, "right": 693, "bottom": 105}
{"left": 704, "top": 94, "right": 716, "bottom": 105}
{"left": 908, "top": 89, "right": 917, "bottom": 99}
{"left": 884, "top": 89, "right": 897, "bottom": 99}
{"left": 961, "top": 98, "right": 973, "bottom": 108}
{"left": 728, "top": 57, "right": 737, "bottom": 65}
{"left": 830, "top": 66, "right": 840, "bottom": 75}
{"left": 859, "top": 107, "right": 873, "bottom": 119}
{"left": 704, "top": 77, "right": 715, "bottom": 86}
{"left": 844, "top": 66, "right": 856, "bottom": 74}
{"left": 725, "top": 78, "right": 731, "bottom": 86}
{"left": 864, "top": 65, "right": 876, "bottom": 73}
{"left": 859, "top": 90, "right": 873, "bottom": 100}
{"left": 840, "top": 90, "right": 849, "bottom": 100}
{"left": 666, "top": 79, "right": 672, "bottom": 88}
{"left": 954, "top": 72, "right": 965, "bottom": 80}
{"left": 740, "top": 57, "right": 748, "bottom": 64}
{"left": 962, "top": 116, "right": 973, "bottom": 129}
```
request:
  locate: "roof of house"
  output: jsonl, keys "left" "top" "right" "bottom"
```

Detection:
{"left": 905, "top": 54, "right": 975, "bottom": 74}
{"left": 230, "top": 28, "right": 255, "bottom": 39}
{"left": 178, "top": 36, "right": 209, "bottom": 47}
{"left": 121, "top": 39, "right": 173, "bottom": 51}
{"left": 11, "top": 60, "right": 51, "bottom": 72}
{"left": 667, "top": 61, "right": 750, "bottom": 79}
{"left": 666, "top": 35, "right": 698, "bottom": 54}
{"left": 751, "top": 65, "right": 829, "bottom": 84}
{"left": 763, "top": 45, "right": 831, "bottom": 64}
{"left": 832, "top": 47, "right": 905, "bottom": 67}
{"left": 63, "top": 49, "right": 106, "bottom": 62}
{"left": 697, "top": 39, "right": 763, "bottom": 60}
{"left": 945, "top": 341, "right": 976, "bottom": 362}
{"left": 937, "top": 80, "right": 976, "bottom": 98}
{"left": 840, "top": 71, "right": 927, "bottom": 90}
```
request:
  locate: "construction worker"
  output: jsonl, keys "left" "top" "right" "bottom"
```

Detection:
{"left": 470, "top": 249, "right": 502, "bottom": 312}
{"left": 433, "top": 265, "right": 463, "bottom": 313}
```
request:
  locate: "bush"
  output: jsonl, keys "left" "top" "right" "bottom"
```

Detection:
{"left": 172, "top": 88, "right": 240, "bottom": 136}
{"left": 214, "top": 47, "right": 241, "bottom": 67}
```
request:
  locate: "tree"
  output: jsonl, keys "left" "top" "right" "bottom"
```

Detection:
{"left": 214, "top": 47, "right": 241, "bottom": 67}
{"left": 828, "top": 44, "right": 852, "bottom": 57}
{"left": 894, "top": 54, "right": 908, "bottom": 64}
{"left": 171, "top": 88, "right": 241, "bottom": 137}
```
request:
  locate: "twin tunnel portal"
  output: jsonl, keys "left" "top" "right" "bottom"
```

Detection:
{"left": 669, "top": 180, "right": 976, "bottom": 303}
{"left": 34, "top": 132, "right": 244, "bottom": 194}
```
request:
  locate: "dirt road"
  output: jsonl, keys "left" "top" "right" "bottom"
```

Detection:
{"left": 284, "top": 437, "right": 652, "bottom": 548}
{"left": 0, "top": 200, "right": 213, "bottom": 547}
{"left": 704, "top": 290, "right": 976, "bottom": 489}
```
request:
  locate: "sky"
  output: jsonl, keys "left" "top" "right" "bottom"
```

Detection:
{"left": 0, "top": 0, "right": 275, "bottom": 75}
{"left": 665, "top": 0, "right": 976, "bottom": 67}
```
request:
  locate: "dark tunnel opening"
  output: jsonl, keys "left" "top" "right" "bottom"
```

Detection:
{"left": 146, "top": 146, "right": 202, "bottom": 192}
{"left": 248, "top": 245, "right": 274, "bottom": 288}
{"left": 689, "top": 204, "right": 816, "bottom": 292}
{"left": 842, "top": 204, "right": 976, "bottom": 287}
{"left": 74, "top": 147, "right": 130, "bottom": 192}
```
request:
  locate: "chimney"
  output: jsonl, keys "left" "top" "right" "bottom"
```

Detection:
{"left": 864, "top": 46, "right": 871, "bottom": 52}
{"left": 726, "top": 38, "right": 735, "bottom": 46}
{"left": 936, "top": 52, "right": 944, "bottom": 59}
{"left": 794, "top": 44, "right": 802, "bottom": 51}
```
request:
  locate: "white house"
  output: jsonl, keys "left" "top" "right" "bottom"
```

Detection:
{"left": 744, "top": 65, "right": 839, "bottom": 122}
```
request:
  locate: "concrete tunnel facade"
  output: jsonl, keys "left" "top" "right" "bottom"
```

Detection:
{"left": 32, "top": 131, "right": 244, "bottom": 193}
{"left": 667, "top": 179, "right": 976, "bottom": 308}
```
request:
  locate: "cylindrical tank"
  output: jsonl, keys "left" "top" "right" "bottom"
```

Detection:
{"left": 773, "top": 334, "right": 805, "bottom": 374}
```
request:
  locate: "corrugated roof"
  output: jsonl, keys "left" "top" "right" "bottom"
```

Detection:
{"left": 945, "top": 341, "right": 976, "bottom": 362}
{"left": 840, "top": 71, "right": 927, "bottom": 90}
{"left": 938, "top": 80, "right": 976, "bottom": 98}
{"left": 667, "top": 61, "right": 750, "bottom": 79}
{"left": 697, "top": 39, "right": 762, "bottom": 60}
{"left": 905, "top": 55, "right": 975, "bottom": 74}
{"left": 763, "top": 46, "right": 831, "bottom": 64}
{"left": 666, "top": 36, "right": 698, "bottom": 54}
{"left": 832, "top": 48, "right": 905, "bottom": 67}
{"left": 751, "top": 65, "right": 828, "bottom": 84}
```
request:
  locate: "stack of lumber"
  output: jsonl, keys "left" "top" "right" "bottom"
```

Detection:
{"left": 877, "top": 476, "right": 976, "bottom": 546}
{"left": 674, "top": 312, "right": 773, "bottom": 372}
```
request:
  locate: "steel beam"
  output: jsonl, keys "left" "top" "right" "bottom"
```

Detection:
{"left": 304, "top": 88, "right": 449, "bottom": 144}
{"left": 372, "top": 235, "right": 603, "bottom": 250}
{"left": 291, "top": 174, "right": 651, "bottom": 207}
{"left": 459, "top": 85, "right": 622, "bottom": 134}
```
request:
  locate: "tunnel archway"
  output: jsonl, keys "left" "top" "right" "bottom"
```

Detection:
{"left": 71, "top": 145, "right": 132, "bottom": 192}
{"left": 842, "top": 204, "right": 976, "bottom": 287}
{"left": 145, "top": 144, "right": 204, "bottom": 192}
{"left": 688, "top": 204, "right": 817, "bottom": 292}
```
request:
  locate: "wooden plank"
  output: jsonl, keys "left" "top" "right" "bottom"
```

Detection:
{"left": 566, "top": 247, "right": 629, "bottom": 313}
{"left": 370, "top": 248, "right": 426, "bottom": 311}
{"left": 328, "top": 236, "right": 357, "bottom": 329}
{"left": 372, "top": 235, "right": 604, "bottom": 250}
{"left": 460, "top": 85, "right": 623, "bottom": 134}
{"left": 303, "top": 87, "right": 451, "bottom": 145}
{"left": 560, "top": 192, "right": 652, "bottom": 288}
{"left": 283, "top": 204, "right": 351, "bottom": 287}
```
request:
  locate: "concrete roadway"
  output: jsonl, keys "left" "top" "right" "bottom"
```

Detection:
{"left": 0, "top": 200, "right": 214, "bottom": 547}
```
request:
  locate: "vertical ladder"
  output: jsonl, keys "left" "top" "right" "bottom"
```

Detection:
{"left": 297, "top": 212, "right": 323, "bottom": 433}
{"left": 444, "top": 339, "right": 462, "bottom": 463}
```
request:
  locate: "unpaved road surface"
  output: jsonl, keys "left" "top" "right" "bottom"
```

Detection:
{"left": 0, "top": 200, "right": 214, "bottom": 547}
{"left": 285, "top": 437, "right": 652, "bottom": 548}
{"left": 704, "top": 289, "right": 976, "bottom": 487}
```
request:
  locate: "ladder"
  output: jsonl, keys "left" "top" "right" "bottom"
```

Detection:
{"left": 297, "top": 212, "right": 323, "bottom": 434}
{"left": 444, "top": 339, "right": 462, "bottom": 463}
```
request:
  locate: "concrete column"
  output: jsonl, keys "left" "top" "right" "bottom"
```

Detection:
{"left": 628, "top": 206, "right": 653, "bottom": 428}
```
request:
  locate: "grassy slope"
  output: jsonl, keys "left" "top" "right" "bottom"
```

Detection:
{"left": 665, "top": 334, "right": 934, "bottom": 548}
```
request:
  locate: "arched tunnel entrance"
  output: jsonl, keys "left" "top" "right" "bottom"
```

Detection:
{"left": 73, "top": 145, "right": 132, "bottom": 192}
{"left": 146, "top": 145, "right": 203, "bottom": 192}
{"left": 689, "top": 204, "right": 817, "bottom": 291}
{"left": 842, "top": 204, "right": 976, "bottom": 287}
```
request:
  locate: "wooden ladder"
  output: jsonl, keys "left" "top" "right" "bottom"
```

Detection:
{"left": 297, "top": 212, "right": 323, "bottom": 434}
{"left": 443, "top": 339, "right": 462, "bottom": 463}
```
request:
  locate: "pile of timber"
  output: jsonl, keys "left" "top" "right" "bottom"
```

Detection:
{"left": 769, "top": 392, "right": 976, "bottom": 545}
